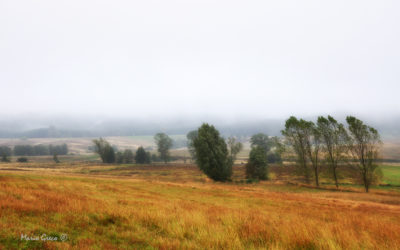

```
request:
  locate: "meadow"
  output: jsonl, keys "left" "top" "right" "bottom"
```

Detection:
{"left": 1, "top": 162, "right": 400, "bottom": 249}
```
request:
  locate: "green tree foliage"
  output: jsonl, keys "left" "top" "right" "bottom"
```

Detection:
{"left": 123, "top": 149, "right": 134, "bottom": 164}
{"left": 346, "top": 116, "right": 382, "bottom": 192}
{"left": 317, "top": 116, "right": 349, "bottom": 188}
{"left": 1, "top": 154, "right": 10, "bottom": 162}
{"left": 282, "top": 117, "right": 322, "bottom": 186}
{"left": 270, "top": 136, "right": 285, "bottom": 164}
{"left": 193, "top": 123, "right": 232, "bottom": 181}
{"left": 104, "top": 147, "right": 115, "bottom": 163}
{"left": 266, "top": 152, "right": 282, "bottom": 164}
{"left": 0, "top": 146, "right": 11, "bottom": 162}
{"left": 154, "top": 133, "right": 173, "bottom": 164}
{"left": 33, "top": 145, "right": 49, "bottom": 155}
{"left": 13, "top": 144, "right": 68, "bottom": 156}
{"left": 49, "top": 144, "right": 68, "bottom": 155}
{"left": 93, "top": 138, "right": 116, "bottom": 163}
{"left": 246, "top": 146, "right": 268, "bottom": 180}
{"left": 281, "top": 117, "right": 312, "bottom": 184}
{"left": 17, "top": 157, "right": 28, "bottom": 163}
{"left": 0, "top": 146, "right": 12, "bottom": 156}
{"left": 53, "top": 153, "right": 60, "bottom": 163}
{"left": 227, "top": 137, "right": 243, "bottom": 165}
{"left": 151, "top": 153, "right": 160, "bottom": 162}
{"left": 305, "top": 122, "right": 322, "bottom": 187}
{"left": 146, "top": 152, "right": 152, "bottom": 163}
{"left": 186, "top": 130, "right": 198, "bottom": 161}
{"left": 116, "top": 152, "right": 124, "bottom": 164}
{"left": 250, "top": 133, "right": 285, "bottom": 164}
{"left": 13, "top": 145, "right": 33, "bottom": 156}
{"left": 135, "top": 146, "right": 151, "bottom": 164}
{"left": 115, "top": 149, "right": 135, "bottom": 164}
{"left": 250, "top": 133, "right": 272, "bottom": 153}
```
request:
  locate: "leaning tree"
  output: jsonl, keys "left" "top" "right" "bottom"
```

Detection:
{"left": 282, "top": 117, "right": 322, "bottom": 186}
{"left": 92, "top": 138, "right": 115, "bottom": 163}
{"left": 317, "top": 116, "right": 349, "bottom": 188}
{"left": 193, "top": 123, "right": 232, "bottom": 181}
{"left": 346, "top": 116, "right": 382, "bottom": 192}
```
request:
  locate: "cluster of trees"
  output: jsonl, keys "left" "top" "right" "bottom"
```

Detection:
{"left": 93, "top": 138, "right": 118, "bottom": 163}
{"left": 187, "top": 126, "right": 283, "bottom": 182}
{"left": 93, "top": 133, "right": 174, "bottom": 164}
{"left": 245, "top": 133, "right": 284, "bottom": 180}
{"left": 187, "top": 118, "right": 381, "bottom": 193}
{"left": 0, "top": 146, "right": 12, "bottom": 162}
{"left": 0, "top": 144, "right": 68, "bottom": 159}
{"left": 134, "top": 146, "right": 152, "bottom": 164}
{"left": 91, "top": 117, "right": 382, "bottom": 193}
{"left": 282, "top": 115, "right": 382, "bottom": 192}
{"left": 186, "top": 124, "right": 282, "bottom": 182}
{"left": 246, "top": 134, "right": 271, "bottom": 180}
{"left": 13, "top": 144, "right": 68, "bottom": 156}
{"left": 115, "top": 149, "right": 134, "bottom": 164}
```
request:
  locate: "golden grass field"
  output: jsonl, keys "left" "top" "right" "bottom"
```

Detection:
{"left": 1, "top": 162, "right": 400, "bottom": 249}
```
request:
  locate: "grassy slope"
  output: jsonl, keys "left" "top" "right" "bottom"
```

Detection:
{"left": 1, "top": 164, "right": 400, "bottom": 249}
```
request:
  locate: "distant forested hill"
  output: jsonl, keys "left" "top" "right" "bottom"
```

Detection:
{"left": 0, "top": 116, "right": 398, "bottom": 139}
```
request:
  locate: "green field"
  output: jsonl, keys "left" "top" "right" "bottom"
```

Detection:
{"left": 381, "top": 165, "right": 400, "bottom": 185}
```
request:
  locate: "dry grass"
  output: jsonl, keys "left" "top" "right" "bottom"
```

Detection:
{"left": 1, "top": 164, "right": 400, "bottom": 249}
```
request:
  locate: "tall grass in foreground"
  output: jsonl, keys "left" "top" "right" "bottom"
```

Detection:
{"left": 1, "top": 170, "right": 400, "bottom": 249}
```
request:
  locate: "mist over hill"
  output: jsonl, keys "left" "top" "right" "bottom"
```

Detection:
{"left": 0, "top": 114, "right": 398, "bottom": 139}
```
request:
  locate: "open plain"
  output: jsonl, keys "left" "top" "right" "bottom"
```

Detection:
{"left": 1, "top": 162, "right": 400, "bottom": 249}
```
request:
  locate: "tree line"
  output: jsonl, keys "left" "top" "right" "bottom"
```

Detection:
{"left": 92, "top": 115, "right": 381, "bottom": 192}
{"left": 186, "top": 124, "right": 278, "bottom": 182}
{"left": 186, "top": 115, "right": 381, "bottom": 192}
{"left": 281, "top": 115, "right": 381, "bottom": 192}
{"left": 92, "top": 133, "right": 174, "bottom": 164}
{"left": 0, "top": 144, "right": 68, "bottom": 159}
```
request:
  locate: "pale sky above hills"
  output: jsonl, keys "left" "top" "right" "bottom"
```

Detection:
{"left": 1, "top": 0, "right": 399, "bottom": 119}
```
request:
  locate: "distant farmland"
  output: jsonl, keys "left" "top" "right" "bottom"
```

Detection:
{"left": 0, "top": 135, "right": 399, "bottom": 162}
{"left": 0, "top": 135, "right": 187, "bottom": 156}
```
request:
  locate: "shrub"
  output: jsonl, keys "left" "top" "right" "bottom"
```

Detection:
{"left": 17, "top": 157, "right": 28, "bottom": 163}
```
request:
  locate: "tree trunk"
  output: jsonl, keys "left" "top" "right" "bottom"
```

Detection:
{"left": 332, "top": 167, "right": 339, "bottom": 188}
{"left": 314, "top": 166, "right": 319, "bottom": 187}
{"left": 363, "top": 171, "right": 369, "bottom": 192}
{"left": 304, "top": 167, "right": 311, "bottom": 184}
{"left": 301, "top": 158, "right": 310, "bottom": 184}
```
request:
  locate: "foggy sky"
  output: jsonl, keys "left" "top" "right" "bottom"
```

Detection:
{"left": 1, "top": 0, "right": 399, "bottom": 120}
